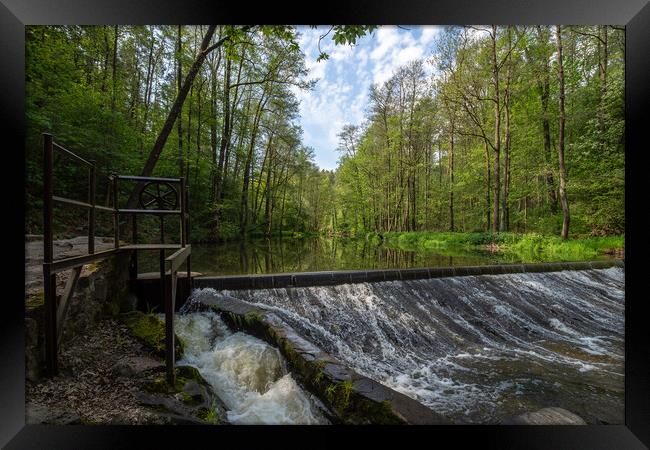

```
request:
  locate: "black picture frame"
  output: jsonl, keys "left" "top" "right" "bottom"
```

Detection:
{"left": 2, "top": 0, "right": 648, "bottom": 448}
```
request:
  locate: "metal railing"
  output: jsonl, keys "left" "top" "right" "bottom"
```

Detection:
{"left": 42, "top": 133, "right": 191, "bottom": 384}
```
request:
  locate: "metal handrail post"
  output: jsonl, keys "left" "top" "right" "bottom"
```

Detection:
{"left": 88, "top": 161, "right": 96, "bottom": 254}
{"left": 43, "top": 133, "right": 58, "bottom": 375}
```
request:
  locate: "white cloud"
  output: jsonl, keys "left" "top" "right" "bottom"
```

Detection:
{"left": 294, "top": 25, "right": 441, "bottom": 170}
{"left": 420, "top": 26, "right": 440, "bottom": 45}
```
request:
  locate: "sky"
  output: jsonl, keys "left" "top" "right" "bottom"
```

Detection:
{"left": 292, "top": 25, "right": 442, "bottom": 171}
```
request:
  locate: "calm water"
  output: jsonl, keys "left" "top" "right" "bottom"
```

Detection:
{"left": 138, "top": 237, "right": 530, "bottom": 276}
{"left": 138, "top": 236, "right": 612, "bottom": 276}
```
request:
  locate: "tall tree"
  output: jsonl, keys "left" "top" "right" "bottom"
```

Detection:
{"left": 556, "top": 25, "right": 570, "bottom": 239}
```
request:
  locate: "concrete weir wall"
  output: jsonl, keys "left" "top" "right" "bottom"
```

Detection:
{"left": 193, "top": 259, "right": 624, "bottom": 291}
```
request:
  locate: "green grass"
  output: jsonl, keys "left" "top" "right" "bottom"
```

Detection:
{"left": 382, "top": 231, "right": 624, "bottom": 262}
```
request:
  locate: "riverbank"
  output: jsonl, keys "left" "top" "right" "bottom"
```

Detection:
{"left": 379, "top": 232, "right": 624, "bottom": 262}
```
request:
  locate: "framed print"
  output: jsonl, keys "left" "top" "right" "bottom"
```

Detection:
{"left": 2, "top": 0, "right": 648, "bottom": 448}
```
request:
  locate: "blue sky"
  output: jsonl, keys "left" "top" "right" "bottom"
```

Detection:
{"left": 293, "top": 25, "right": 441, "bottom": 170}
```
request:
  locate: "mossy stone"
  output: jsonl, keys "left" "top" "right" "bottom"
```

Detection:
{"left": 121, "top": 312, "right": 184, "bottom": 359}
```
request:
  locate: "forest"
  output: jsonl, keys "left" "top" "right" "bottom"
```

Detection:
{"left": 25, "top": 25, "right": 624, "bottom": 243}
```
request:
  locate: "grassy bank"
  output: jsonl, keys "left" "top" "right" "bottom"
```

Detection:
{"left": 380, "top": 231, "right": 624, "bottom": 262}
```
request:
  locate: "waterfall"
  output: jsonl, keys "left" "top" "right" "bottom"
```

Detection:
{"left": 204, "top": 267, "right": 624, "bottom": 424}
{"left": 172, "top": 310, "right": 329, "bottom": 424}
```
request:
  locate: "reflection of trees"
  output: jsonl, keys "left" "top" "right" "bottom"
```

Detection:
{"left": 186, "top": 237, "right": 510, "bottom": 275}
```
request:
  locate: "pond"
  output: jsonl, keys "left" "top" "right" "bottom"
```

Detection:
{"left": 137, "top": 236, "right": 613, "bottom": 276}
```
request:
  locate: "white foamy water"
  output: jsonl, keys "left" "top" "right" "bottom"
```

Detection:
{"left": 172, "top": 310, "right": 328, "bottom": 424}
{"left": 202, "top": 267, "right": 625, "bottom": 424}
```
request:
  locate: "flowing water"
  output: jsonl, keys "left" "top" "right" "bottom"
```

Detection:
{"left": 172, "top": 309, "right": 329, "bottom": 424}
{"left": 198, "top": 267, "right": 624, "bottom": 424}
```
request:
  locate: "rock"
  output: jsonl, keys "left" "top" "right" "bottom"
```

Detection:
{"left": 136, "top": 365, "right": 228, "bottom": 425}
{"left": 26, "top": 403, "right": 82, "bottom": 425}
{"left": 111, "top": 356, "right": 164, "bottom": 377}
{"left": 501, "top": 407, "right": 587, "bottom": 425}
{"left": 119, "top": 293, "right": 139, "bottom": 313}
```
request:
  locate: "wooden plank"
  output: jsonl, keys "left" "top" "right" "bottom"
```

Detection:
{"left": 53, "top": 141, "right": 93, "bottom": 167}
{"left": 43, "top": 265, "right": 58, "bottom": 375}
{"left": 88, "top": 163, "right": 96, "bottom": 254}
{"left": 165, "top": 245, "right": 191, "bottom": 273}
{"left": 137, "top": 271, "right": 200, "bottom": 280}
{"left": 113, "top": 175, "right": 119, "bottom": 249}
{"left": 57, "top": 266, "right": 82, "bottom": 347}
{"left": 121, "top": 244, "right": 182, "bottom": 251}
{"left": 94, "top": 204, "right": 114, "bottom": 213}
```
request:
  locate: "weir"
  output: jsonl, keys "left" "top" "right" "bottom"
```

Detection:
{"left": 192, "top": 259, "right": 623, "bottom": 291}
{"left": 188, "top": 261, "right": 625, "bottom": 424}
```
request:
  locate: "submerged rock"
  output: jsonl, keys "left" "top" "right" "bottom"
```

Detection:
{"left": 137, "top": 365, "right": 228, "bottom": 425}
{"left": 501, "top": 407, "right": 587, "bottom": 425}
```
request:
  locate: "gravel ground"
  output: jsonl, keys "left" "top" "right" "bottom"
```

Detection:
{"left": 26, "top": 317, "right": 167, "bottom": 425}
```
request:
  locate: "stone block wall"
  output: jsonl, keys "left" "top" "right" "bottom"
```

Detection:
{"left": 25, "top": 252, "right": 136, "bottom": 381}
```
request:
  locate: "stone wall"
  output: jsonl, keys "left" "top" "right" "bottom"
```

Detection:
{"left": 25, "top": 252, "right": 136, "bottom": 381}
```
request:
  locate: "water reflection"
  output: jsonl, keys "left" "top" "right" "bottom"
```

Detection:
{"left": 139, "top": 237, "right": 527, "bottom": 276}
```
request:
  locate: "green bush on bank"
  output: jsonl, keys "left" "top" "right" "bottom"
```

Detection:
{"left": 382, "top": 231, "right": 624, "bottom": 261}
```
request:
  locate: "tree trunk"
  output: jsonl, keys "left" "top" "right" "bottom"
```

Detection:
{"left": 177, "top": 25, "right": 184, "bottom": 180}
{"left": 484, "top": 140, "right": 491, "bottom": 231}
{"left": 491, "top": 25, "right": 501, "bottom": 232}
{"left": 556, "top": 25, "right": 570, "bottom": 239}
{"left": 599, "top": 25, "right": 608, "bottom": 153}
{"left": 500, "top": 26, "right": 512, "bottom": 232}
{"left": 449, "top": 118, "right": 455, "bottom": 232}
{"left": 240, "top": 94, "right": 268, "bottom": 237}
{"left": 111, "top": 26, "right": 119, "bottom": 113}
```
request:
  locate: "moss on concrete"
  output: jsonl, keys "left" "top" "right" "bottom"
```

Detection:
{"left": 26, "top": 291, "right": 45, "bottom": 309}
{"left": 121, "top": 312, "right": 184, "bottom": 359}
{"left": 325, "top": 380, "right": 354, "bottom": 415}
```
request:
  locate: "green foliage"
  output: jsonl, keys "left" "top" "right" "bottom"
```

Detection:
{"left": 25, "top": 25, "right": 623, "bottom": 242}
{"left": 25, "top": 25, "right": 373, "bottom": 241}
{"left": 325, "top": 379, "right": 354, "bottom": 414}
{"left": 333, "top": 26, "right": 624, "bottom": 238}
{"left": 383, "top": 231, "right": 624, "bottom": 262}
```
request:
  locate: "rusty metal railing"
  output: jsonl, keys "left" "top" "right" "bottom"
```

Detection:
{"left": 41, "top": 133, "right": 191, "bottom": 384}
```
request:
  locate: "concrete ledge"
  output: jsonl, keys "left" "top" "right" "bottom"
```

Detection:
{"left": 192, "top": 294, "right": 450, "bottom": 425}
{"left": 193, "top": 259, "right": 624, "bottom": 291}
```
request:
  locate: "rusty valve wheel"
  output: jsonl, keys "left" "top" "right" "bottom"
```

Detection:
{"left": 138, "top": 181, "right": 179, "bottom": 210}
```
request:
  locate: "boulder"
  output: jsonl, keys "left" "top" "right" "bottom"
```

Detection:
{"left": 111, "top": 356, "right": 164, "bottom": 378}
{"left": 501, "top": 407, "right": 587, "bottom": 425}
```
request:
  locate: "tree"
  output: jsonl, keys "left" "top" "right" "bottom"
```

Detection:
{"left": 556, "top": 25, "right": 570, "bottom": 239}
